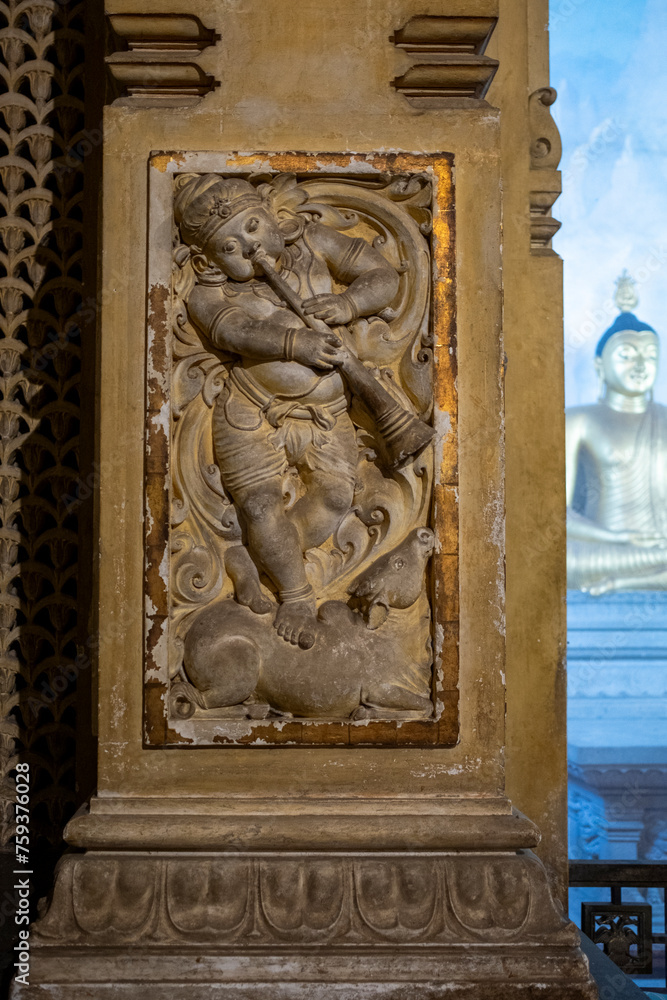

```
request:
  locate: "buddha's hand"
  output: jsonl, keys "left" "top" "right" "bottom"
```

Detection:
{"left": 302, "top": 292, "right": 356, "bottom": 325}
{"left": 624, "top": 531, "right": 667, "bottom": 548}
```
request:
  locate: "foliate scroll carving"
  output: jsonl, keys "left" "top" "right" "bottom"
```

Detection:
{"left": 0, "top": 0, "right": 85, "bottom": 844}
{"left": 528, "top": 88, "right": 562, "bottom": 253}
{"left": 33, "top": 851, "right": 573, "bottom": 947}
{"left": 0, "top": 1, "right": 85, "bottom": 847}
{"left": 106, "top": 14, "right": 219, "bottom": 105}
{"left": 391, "top": 16, "right": 498, "bottom": 105}
{"left": 145, "top": 153, "right": 458, "bottom": 747}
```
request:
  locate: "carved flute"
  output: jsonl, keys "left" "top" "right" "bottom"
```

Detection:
{"left": 252, "top": 251, "right": 434, "bottom": 468}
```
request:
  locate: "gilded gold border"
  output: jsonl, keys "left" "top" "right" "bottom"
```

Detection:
{"left": 143, "top": 151, "right": 457, "bottom": 748}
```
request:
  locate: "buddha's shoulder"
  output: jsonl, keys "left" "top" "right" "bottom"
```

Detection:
{"left": 566, "top": 404, "right": 617, "bottom": 442}
{"left": 650, "top": 401, "right": 667, "bottom": 419}
{"left": 566, "top": 401, "right": 667, "bottom": 429}
{"left": 565, "top": 403, "right": 604, "bottom": 424}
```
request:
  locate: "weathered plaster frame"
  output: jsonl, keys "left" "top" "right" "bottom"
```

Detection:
{"left": 79, "top": 89, "right": 507, "bottom": 830}
{"left": 143, "top": 151, "right": 458, "bottom": 748}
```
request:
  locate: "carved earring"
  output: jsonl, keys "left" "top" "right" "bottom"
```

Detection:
{"left": 278, "top": 214, "right": 305, "bottom": 244}
{"left": 595, "top": 365, "right": 604, "bottom": 401}
{"left": 193, "top": 253, "right": 217, "bottom": 275}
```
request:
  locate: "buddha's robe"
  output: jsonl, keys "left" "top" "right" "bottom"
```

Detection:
{"left": 567, "top": 402, "right": 667, "bottom": 590}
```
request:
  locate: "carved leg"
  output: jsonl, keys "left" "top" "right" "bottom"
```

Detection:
{"left": 289, "top": 470, "right": 355, "bottom": 550}
{"left": 183, "top": 629, "right": 262, "bottom": 710}
{"left": 225, "top": 544, "right": 272, "bottom": 614}
{"left": 234, "top": 480, "right": 318, "bottom": 648}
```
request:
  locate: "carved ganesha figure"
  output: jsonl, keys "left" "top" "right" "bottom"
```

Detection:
{"left": 168, "top": 169, "right": 437, "bottom": 722}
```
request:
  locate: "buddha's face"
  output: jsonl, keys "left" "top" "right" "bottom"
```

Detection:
{"left": 597, "top": 330, "right": 659, "bottom": 396}
{"left": 204, "top": 206, "right": 285, "bottom": 281}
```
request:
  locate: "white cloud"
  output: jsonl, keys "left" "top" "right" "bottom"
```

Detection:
{"left": 551, "top": 0, "right": 667, "bottom": 406}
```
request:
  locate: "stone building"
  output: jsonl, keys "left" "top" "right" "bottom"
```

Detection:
{"left": 0, "top": 1, "right": 598, "bottom": 996}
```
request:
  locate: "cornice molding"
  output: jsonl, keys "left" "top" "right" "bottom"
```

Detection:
{"left": 106, "top": 13, "right": 220, "bottom": 106}
{"left": 391, "top": 15, "right": 498, "bottom": 106}
{"left": 528, "top": 88, "right": 562, "bottom": 254}
{"left": 569, "top": 762, "right": 667, "bottom": 792}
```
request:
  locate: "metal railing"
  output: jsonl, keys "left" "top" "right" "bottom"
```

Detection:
{"left": 570, "top": 861, "right": 667, "bottom": 994}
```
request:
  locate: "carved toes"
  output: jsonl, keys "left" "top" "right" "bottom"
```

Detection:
{"left": 298, "top": 630, "right": 315, "bottom": 650}
{"left": 283, "top": 626, "right": 299, "bottom": 646}
{"left": 276, "top": 621, "right": 292, "bottom": 643}
{"left": 275, "top": 620, "right": 315, "bottom": 649}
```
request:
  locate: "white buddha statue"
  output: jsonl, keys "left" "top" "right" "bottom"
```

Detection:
{"left": 567, "top": 274, "right": 667, "bottom": 594}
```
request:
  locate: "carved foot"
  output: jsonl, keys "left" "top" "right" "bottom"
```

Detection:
{"left": 225, "top": 545, "right": 272, "bottom": 615}
{"left": 274, "top": 598, "right": 317, "bottom": 649}
{"left": 243, "top": 697, "right": 271, "bottom": 719}
{"left": 351, "top": 705, "right": 374, "bottom": 721}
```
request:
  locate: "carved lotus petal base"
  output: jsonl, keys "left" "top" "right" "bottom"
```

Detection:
{"left": 12, "top": 851, "right": 596, "bottom": 999}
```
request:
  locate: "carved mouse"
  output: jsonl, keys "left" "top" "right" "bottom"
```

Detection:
{"left": 175, "top": 527, "right": 435, "bottom": 722}
{"left": 348, "top": 527, "right": 435, "bottom": 629}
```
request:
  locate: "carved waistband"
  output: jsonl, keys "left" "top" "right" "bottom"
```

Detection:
{"left": 230, "top": 366, "right": 347, "bottom": 429}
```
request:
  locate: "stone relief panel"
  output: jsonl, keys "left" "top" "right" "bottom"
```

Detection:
{"left": 144, "top": 153, "right": 458, "bottom": 747}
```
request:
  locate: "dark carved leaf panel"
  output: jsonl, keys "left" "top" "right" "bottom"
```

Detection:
{"left": 0, "top": 0, "right": 87, "bottom": 853}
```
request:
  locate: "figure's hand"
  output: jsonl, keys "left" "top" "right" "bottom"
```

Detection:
{"left": 302, "top": 293, "right": 356, "bottom": 325}
{"left": 288, "top": 328, "right": 343, "bottom": 370}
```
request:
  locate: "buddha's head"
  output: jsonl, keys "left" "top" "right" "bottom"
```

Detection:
{"left": 595, "top": 314, "right": 659, "bottom": 398}
{"left": 174, "top": 174, "right": 285, "bottom": 282}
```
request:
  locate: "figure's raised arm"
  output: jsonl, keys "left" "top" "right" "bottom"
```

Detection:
{"left": 188, "top": 286, "right": 342, "bottom": 370}
{"left": 301, "top": 224, "right": 399, "bottom": 324}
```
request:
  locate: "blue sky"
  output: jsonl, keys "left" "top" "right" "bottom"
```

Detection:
{"left": 550, "top": 0, "right": 667, "bottom": 405}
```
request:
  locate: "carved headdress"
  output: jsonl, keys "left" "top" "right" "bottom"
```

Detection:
{"left": 174, "top": 174, "right": 264, "bottom": 251}
{"left": 595, "top": 271, "right": 658, "bottom": 356}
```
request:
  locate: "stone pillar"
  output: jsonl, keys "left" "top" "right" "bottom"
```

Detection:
{"left": 493, "top": 0, "right": 570, "bottom": 907}
{"left": 12, "top": 1, "right": 596, "bottom": 996}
